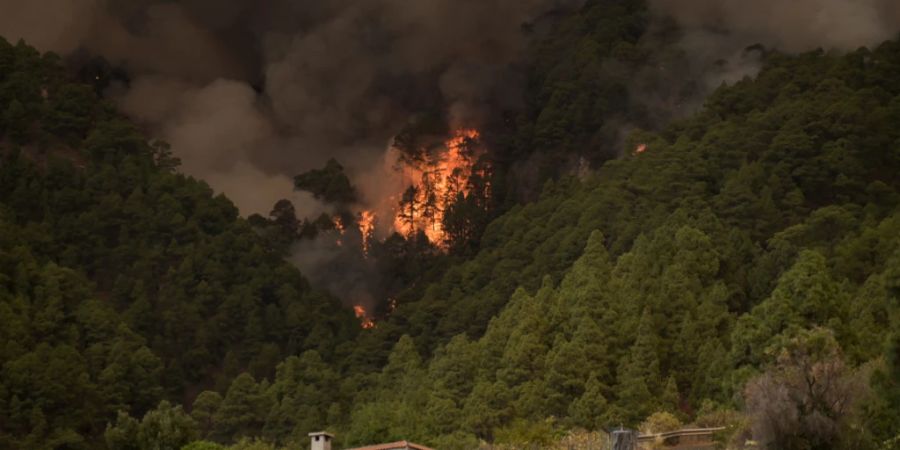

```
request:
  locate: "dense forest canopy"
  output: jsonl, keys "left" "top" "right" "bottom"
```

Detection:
{"left": 1, "top": 0, "right": 900, "bottom": 449}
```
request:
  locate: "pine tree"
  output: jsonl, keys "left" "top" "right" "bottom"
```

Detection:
{"left": 545, "top": 316, "right": 611, "bottom": 412}
{"left": 3, "top": 99, "right": 29, "bottom": 143}
{"left": 568, "top": 372, "right": 609, "bottom": 430}
{"left": 462, "top": 380, "right": 512, "bottom": 440}
{"left": 136, "top": 400, "right": 198, "bottom": 450}
{"left": 212, "top": 374, "right": 268, "bottom": 443}
{"left": 398, "top": 185, "right": 421, "bottom": 236}
{"left": 558, "top": 230, "right": 612, "bottom": 322}
{"left": 191, "top": 391, "right": 223, "bottom": 439}
{"left": 614, "top": 308, "right": 661, "bottom": 425}
{"left": 660, "top": 376, "right": 680, "bottom": 414}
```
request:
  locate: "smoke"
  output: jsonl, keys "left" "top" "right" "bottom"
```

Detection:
{"left": 616, "top": 0, "right": 900, "bottom": 135}
{"left": 8, "top": 0, "right": 895, "bottom": 304}
{"left": 4, "top": 0, "right": 898, "bottom": 212}
{"left": 0, "top": 0, "right": 584, "bottom": 305}
{"left": 289, "top": 230, "right": 379, "bottom": 311}
{"left": 650, "top": 0, "right": 900, "bottom": 53}
{"left": 0, "top": 0, "right": 582, "bottom": 217}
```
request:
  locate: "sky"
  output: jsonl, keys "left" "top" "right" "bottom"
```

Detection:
{"left": 0, "top": 0, "right": 898, "bottom": 217}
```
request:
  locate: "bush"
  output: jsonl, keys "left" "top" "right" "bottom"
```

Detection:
{"left": 639, "top": 411, "right": 682, "bottom": 435}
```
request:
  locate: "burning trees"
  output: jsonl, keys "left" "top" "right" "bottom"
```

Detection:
{"left": 261, "top": 124, "right": 494, "bottom": 331}
{"left": 391, "top": 128, "right": 489, "bottom": 247}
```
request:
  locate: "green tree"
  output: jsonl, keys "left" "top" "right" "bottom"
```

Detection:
{"left": 213, "top": 374, "right": 268, "bottom": 443}
{"left": 45, "top": 83, "right": 96, "bottom": 143}
{"left": 614, "top": 308, "right": 661, "bottom": 425}
{"left": 3, "top": 99, "right": 29, "bottom": 143}
{"left": 191, "top": 391, "right": 223, "bottom": 439}
{"left": 568, "top": 372, "right": 609, "bottom": 430}
{"left": 137, "top": 401, "right": 199, "bottom": 450}
{"left": 293, "top": 158, "right": 357, "bottom": 204}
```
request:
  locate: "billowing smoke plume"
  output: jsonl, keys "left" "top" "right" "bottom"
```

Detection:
{"left": 5, "top": 0, "right": 898, "bottom": 306}
{"left": 0, "top": 0, "right": 582, "bottom": 307}
{"left": 650, "top": 0, "right": 900, "bottom": 53}
{"left": 630, "top": 0, "right": 900, "bottom": 128}
{"left": 4, "top": 0, "right": 898, "bottom": 213}
{"left": 0, "top": 0, "right": 582, "bottom": 216}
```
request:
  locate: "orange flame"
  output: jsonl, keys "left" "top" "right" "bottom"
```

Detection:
{"left": 353, "top": 305, "right": 375, "bottom": 329}
{"left": 359, "top": 210, "right": 376, "bottom": 252}
{"left": 332, "top": 215, "right": 346, "bottom": 233}
{"left": 634, "top": 143, "right": 648, "bottom": 155}
{"left": 332, "top": 215, "right": 346, "bottom": 246}
{"left": 392, "top": 128, "right": 481, "bottom": 245}
{"left": 342, "top": 128, "right": 485, "bottom": 252}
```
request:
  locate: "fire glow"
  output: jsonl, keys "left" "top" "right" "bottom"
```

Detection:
{"left": 358, "top": 210, "right": 376, "bottom": 251}
{"left": 634, "top": 143, "right": 648, "bottom": 155}
{"left": 338, "top": 129, "right": 484, "bottom": 329}
{"left": 353, "top": 305, "right": 375, "bottom": 329}
{"left": 392, "top": 128, "right": 480, "bottom": 244}
{"left": 348, "top": 128, "right": 483, "bottom": 250}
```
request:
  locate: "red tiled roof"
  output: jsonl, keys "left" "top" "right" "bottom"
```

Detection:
{"left": 345, "top": 440, "right": 435, "bottom": 450}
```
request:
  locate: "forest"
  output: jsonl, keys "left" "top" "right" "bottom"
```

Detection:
{"left": 1, "top": 0, "right": 900, "bottom": 449}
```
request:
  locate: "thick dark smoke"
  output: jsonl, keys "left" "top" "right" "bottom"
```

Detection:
{"left": 626, "top": 0, "right": 900, "bottom": 134}
{"left": 0, "top": 0, "right": 583, "bottom": 215}
{"left": 3, "top": 0, "right": 898, "bottom": 307}
{"left": 0, "top": 0, "right": 582, "bottom": 307}
{"left": 650, "top": 0, "right": 900, "bottom": 53}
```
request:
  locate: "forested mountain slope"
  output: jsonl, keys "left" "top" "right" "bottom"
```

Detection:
{"left": 333, "top": 40, "right": 900, "bottom": 448}
{"left": 0, "top": 37, "right": 358, "bottom": 449}
{"left": 387, "top": 42, "right": 900, "bottom": 351}
{"left": 2, "top": 8, "right": 900, "bottom": 450}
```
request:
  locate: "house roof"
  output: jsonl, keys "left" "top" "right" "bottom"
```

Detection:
{"left": 345, "top": 440, "right": 435, "bottom": 450}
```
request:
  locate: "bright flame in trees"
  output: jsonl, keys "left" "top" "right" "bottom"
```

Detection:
{"left": 338, "top": 129, "right": 483, "bottom": 327}
{"left": 393, "top": 128, "right": 481, "bottom": 244}
{"left": 358, "top": 210, "right": 375, "bottom": 251}
{"left": 634, "top": 143, "right": 648, "bottom": 155}
{"left": 350, "top": 128, "right": 484, "bottom": 251}
{"left": 353, "top": 305, "right": 375, "bottom": 329}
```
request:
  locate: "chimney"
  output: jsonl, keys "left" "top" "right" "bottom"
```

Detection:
{"left": 309, "top": 431, "right": 334, "bottom": 450}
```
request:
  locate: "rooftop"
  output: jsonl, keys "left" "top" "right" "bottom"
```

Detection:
{"left": 344, "top": 440, "right": 435, "bottom": 450}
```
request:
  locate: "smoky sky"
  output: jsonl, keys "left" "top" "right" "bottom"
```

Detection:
{"left": 3, "top": 0, "right": 898, "bottom": 217}
{"left": 650, "top": 0, "right": 900, "bottom": 53}
{"left": 3, "top": 0, "right": 899, "bottom": 307}
{"left": 0, "top": 0, "right": 584, "bottom": 216}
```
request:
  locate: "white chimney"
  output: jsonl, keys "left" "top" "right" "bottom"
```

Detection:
{"left": 309, "top": 431, "right": 334, "bottom": 450}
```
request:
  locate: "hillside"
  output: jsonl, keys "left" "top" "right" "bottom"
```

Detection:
{"left": 0, "top": 36, "right": 358, "bottom": 449}
{"left": 331, "top": 40, "right": 900, "bottom": 449}
{"left": 1, "top": 2, "right": 900, "bottom": 450}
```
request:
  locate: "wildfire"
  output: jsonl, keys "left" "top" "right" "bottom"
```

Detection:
{"left": 332, "top": 215, "right": 346, "bottom": 246}
{"left": 634, "top": 143, "right": 648, "bottom": 155}
{"left": 392, "top": 128, "right": 482, "bottom": 244}
{"left": 332, "top": 215, "right": 346, "bottom": 232}
{"left": 359, "top": 210, "right": 375, "bottom": 252}
{"left": 353, "top": 305, "right": 375, "bottom": 329}
{"left": 329, "top": 128, "right": 485, "bottom": 254}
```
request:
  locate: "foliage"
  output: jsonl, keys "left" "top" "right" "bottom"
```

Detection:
{"left": 105, "top": 401, "right": 198, "bottom": 450}
{"left": 293, "top": 158, "right": 357, "bottom": 205}
{"left": 321, "top": 33, "right": 900, "bottom": 448}
{"left": 0, "top": 36, "right": 357, "bottom": 448}
{"left": 4, "top": 1, "right": 900, "bottom": 447}
{"left": 744, "top": 329, "right": 872, "bottom": 450}
{"left": 639, "top": 412, "right": 682, "bottom": 435}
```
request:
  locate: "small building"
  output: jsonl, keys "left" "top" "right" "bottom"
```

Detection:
{"left": 309, "top": 431, "right": 335, "bottom": 450}
{"left": 345, "top": 440, "right": 435, "bottom": 450}
{"left": 309, "top": 431, "right": 434, "bottom": 450}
